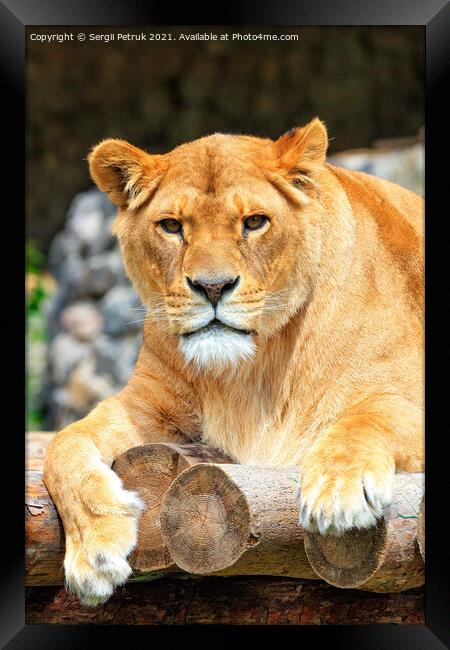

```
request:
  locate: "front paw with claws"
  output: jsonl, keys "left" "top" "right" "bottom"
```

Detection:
{"left": 298, "top": 451, "right": 394, "bottom": 535}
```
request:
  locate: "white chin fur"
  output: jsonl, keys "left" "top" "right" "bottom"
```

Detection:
{"left": 179, "top": 327, "right": 256, "bottom": 372}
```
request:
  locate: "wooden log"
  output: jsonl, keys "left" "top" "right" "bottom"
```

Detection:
{"left": 160, "top": 464, "right": 318, "bottom": 580}
{"left": 26, "top": 433, "right": 424, "bottom": 593}
{"left": 25, "top": 432, "right": 229, "bottom": 584}
{"left": 112, "top": 443, "right": 231, "bottom": 572}
{"left": 26, "top": 578, "right": 425, "bottom": 625}
{"left": 25, "top": 432, "right": 66, "bottom": 586}
{"left": 160, "top": 464, "right": 424, "bottom": 592}
{"left": 26, "top": 433, "right": 425, "bottom": 625}
{"left": 304, "top": 473, "right": 424, "bottom": 590}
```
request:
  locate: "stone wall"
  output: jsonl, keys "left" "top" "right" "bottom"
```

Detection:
{"left": 40, "top": 140, "right": 424, "bottom": 430}
{"left": 41, "top": 190, "right": 143, "bottom": 429}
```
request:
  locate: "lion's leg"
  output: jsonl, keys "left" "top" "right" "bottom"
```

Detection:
{"left": 43, "top": 393, "right": 183, "bottom": 606}
{"left": 298, "top": 396, "right": 423, "bottom": 535}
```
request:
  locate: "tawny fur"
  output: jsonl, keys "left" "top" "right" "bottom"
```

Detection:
{"left": 44, "top": 118, "right": 423, "bottom": 606}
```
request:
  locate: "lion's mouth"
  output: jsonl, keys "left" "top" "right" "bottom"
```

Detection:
{"left": 183, "top": 318, "right": 255, "bottom": 338}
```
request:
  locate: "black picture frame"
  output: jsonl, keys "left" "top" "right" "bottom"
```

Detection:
{"left": 4, "top": 0, "right": 449, "bottom": 646}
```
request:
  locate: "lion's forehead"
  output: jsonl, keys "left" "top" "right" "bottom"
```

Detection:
{"left": 160, "top": 135, "right": 275, "bottom": 194}
{"left": 152, "top": 166, "right": 284, "bottom": 220}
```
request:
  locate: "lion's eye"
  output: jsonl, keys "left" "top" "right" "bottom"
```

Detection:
{"left": 159, "top": 218, "right": 182, "bottom": 234}
{"left": 243, "top": 214, "right": 269, "bottom": 231}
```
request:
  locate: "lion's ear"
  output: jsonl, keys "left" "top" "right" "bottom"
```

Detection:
{"left": 88, "top": 139, "right": 167, "bottom": 210}
{"left": 274, "top": 118, "right": 328, "bottom": 189}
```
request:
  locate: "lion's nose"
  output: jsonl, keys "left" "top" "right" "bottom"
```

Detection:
{"left": 186, "top": 275, "right": 240, "bottom": 306}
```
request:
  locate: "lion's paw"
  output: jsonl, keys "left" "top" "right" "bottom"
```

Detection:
{"left": 64, "top": 466, "right": 144, "bottom": 607}
{"left": 298, "top": 461, "right": 394, "bottom": 535}
{"left": 64, "top": 547, "right": 134, "bottom": 607}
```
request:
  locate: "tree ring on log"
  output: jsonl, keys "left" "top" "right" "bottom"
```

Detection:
{"left": 160, "top": 464, "right": 252, "bottom": 573}
{"left": 304, "top": 519, "right": 388, "bottom": 588}
{"left": 113, "top": 444, "right": 182, "bottom": 572}
{"left": 113, "top": 443, "right": 231, "bottom": 573}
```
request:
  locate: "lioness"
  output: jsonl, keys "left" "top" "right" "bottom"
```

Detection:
{"left": 44, "top": 118, "right": 424, "bottom": 606}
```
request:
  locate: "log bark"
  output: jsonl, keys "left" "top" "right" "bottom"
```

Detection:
{"left": 160, "top": 464, "right": 424, "bottom": 592}
{"left": 417, "top": 497, "right": 425, "bottom": 560}
{"left": 26, "top": 578, "right": 425, "bottom": 625}
{"left": 26, "top": 432, "right": 65, "bottom": 586}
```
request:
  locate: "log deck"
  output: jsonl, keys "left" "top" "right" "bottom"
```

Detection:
{"left": 25, "top": 432, "right": 425, "bottom": 625}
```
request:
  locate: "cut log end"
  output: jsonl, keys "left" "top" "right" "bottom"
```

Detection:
{"left": 160, "top": 464, "right": 423, "bottom": 592}
{"left": 304, "top": 520, "right": 388, "bottom": 588}
{"left": 160, "top": 464, "right": 253, "bottom": 574}
{"left": 113, "top": 445, "right": 179, "bottom": 571}
{"left": 113, "top": 443, "right": 231, "bottom": 573}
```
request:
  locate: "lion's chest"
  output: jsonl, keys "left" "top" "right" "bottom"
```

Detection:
{"left": 199, "top": 386, "right": 301, "bottom": 465}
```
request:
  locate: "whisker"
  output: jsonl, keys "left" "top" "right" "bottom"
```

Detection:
{"left": 265, "top": 295, "right": 291, "bottom": 304}
{"left": 265, "top": 289, "right": 290, "bottom": 297}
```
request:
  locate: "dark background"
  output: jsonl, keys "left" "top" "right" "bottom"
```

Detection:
{"left": 26, "top": 25, "right": 424, "bottom": 254}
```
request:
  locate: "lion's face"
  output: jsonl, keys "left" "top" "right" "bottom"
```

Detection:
{"left": 89, "top": 119, "right": 328, "bottom": 371}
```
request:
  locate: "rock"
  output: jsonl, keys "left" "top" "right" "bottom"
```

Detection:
{"left": 46, "top": 290, "right": 71, "bottom": 339}
{"left": 42, "top": 189, "right": 143, "bottom": 426}
{"left": 94, "top": 333, "right": 142, "bottom": 384}
{"left": 83, "top": 251, "right": 127, "bottom": 297}
{"left": 60, "top": 302, "right": 103, "bottom": 342}
{"left": 53, "top": 386, "right": 71, "bottom": 409}
{"left": 69, "top": 208, "right": 103, "bottom": 249}
{"left": 66, "top": 188, "right": 116, "bottom": 256}
{"left": 93, "top": 335, "right": 119, "bottom": 381}
{"left": 52, "top": 387, "right": 82, "bottom": 430}
{"left": 99, "top": 286, "right": 144, "bottom": 337}
{"left": 83, "top": 256, "right": 117, "bottom": 298}
{"left": 113, "top": 334, "right": 143, "bottom": 385}
{"left": 45, "top": 255, "right": 87, "bottom": 331}
{"left": 48, "top": 191, "right": 118, "bottom": 279}
{"left": 47, "top": 232, "right": 82, "bottom": 278}
{"left": 48, "top": 334, "right": 92, "bottom": 385}
{"left": 66, "top": 357, "right": 116, "bottom": 411}
{"left": 55, "top": 254, "right": 86, "bottom": 296}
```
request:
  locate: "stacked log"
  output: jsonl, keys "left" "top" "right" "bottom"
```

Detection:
{"left": 112, "top": 443, "right": 231, "bottom": 572}
{"left": 159, "top": 464, "right": 424, "bottom": 592}
{"left": 25, "top": 433, "right": 229, "bottom": 584}
{"left": 26, "top": 433, "right": 424, "bottom": 594}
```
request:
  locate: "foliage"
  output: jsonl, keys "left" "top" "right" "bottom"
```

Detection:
{"left": 26, "top": 240, "right": 47, "bottom": 313}
{"left": 26, "top": 240, "right": 52, "bottom": 429}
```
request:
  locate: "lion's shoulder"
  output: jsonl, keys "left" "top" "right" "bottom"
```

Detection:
{"left": 325, "top": 163, "right": 423, "bottom": 312}
{"left": 325, "top": 163, "right": 423, "bottom": 234}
